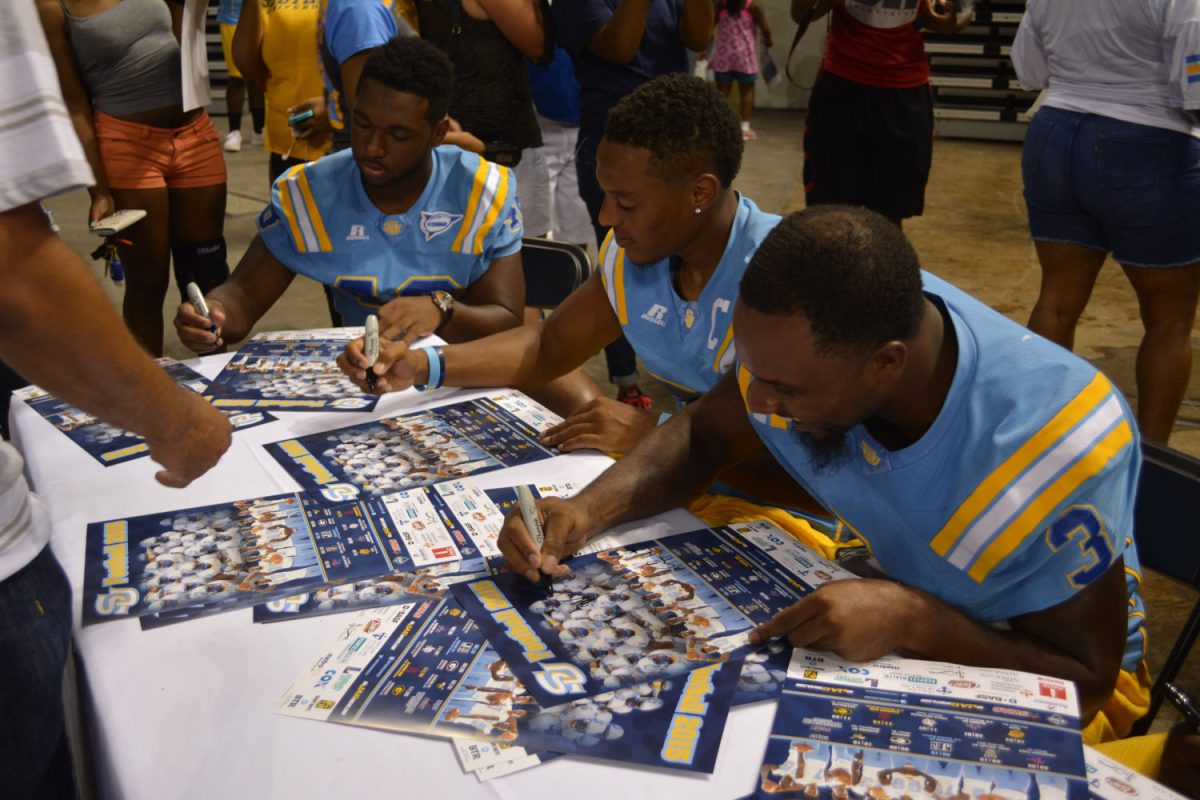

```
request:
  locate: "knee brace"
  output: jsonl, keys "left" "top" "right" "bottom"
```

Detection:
{"left": 172, "top": 238, "right": 229, "bottom": 300}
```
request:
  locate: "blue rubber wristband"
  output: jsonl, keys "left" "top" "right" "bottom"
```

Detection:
{"left": 415, "top": 345, "right": 444, "bottom": 391}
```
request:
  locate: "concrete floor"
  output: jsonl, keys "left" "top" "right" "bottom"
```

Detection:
{"left": 40, "top": 108, "right": 1198, "bottom": 730}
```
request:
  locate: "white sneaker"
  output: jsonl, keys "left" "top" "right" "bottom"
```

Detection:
{"left": 250, "top": 131, "right": 263, "bottom": 147}
{"left": 223, "top": 130, "right": 243, "bottom": 152}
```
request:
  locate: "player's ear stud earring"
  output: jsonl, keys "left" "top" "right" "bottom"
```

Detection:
{"left": 694, "top": 208, "right": 701, "bottom": 215}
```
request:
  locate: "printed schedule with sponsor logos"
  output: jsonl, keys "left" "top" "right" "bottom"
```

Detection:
{"left": 747, "top": 649, "right": 1089, "bottom": 800}
{"left": 204, "top": 329, "right": 380, "bottom": 412}
{"left": 251, "top": 481, "right": 580, "bottom": 624}
{"left": 276, "top": 599, "right": 739, "bottom": 772}
{"left": 82, "top": 477, "right": 555, "bottom": 628}
{"left": 264, "top": 390, "right": 560, "bottom": 499}
{"left": 14, "top": 358, "right": 275, "bottom": 466}
{"left": 452, "top": 519, "right": 860, "bottom": 707}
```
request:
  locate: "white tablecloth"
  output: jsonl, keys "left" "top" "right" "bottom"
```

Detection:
{"left": 10, "top": 354, "right": 769, "bottom": 800}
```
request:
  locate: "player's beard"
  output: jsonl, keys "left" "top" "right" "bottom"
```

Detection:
{"left": 788, "top": 425, "right": 851, "bottom": 474}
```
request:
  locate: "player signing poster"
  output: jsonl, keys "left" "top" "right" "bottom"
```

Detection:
{"left": 14, "top": 358, "right": 274, "bottom": 466}
{"left": 82, "top": 481, "right": 543, "bottom": 626}
{"left": 747, "top": 649, "right": 1088, "bottom": 800}
{"left": 204, "top": 329, "right": 380, "bottom": 412}
{"left": 264, "top": 390, "right": 560, "bottom": 499}
{"left": 452, "top": 519, "right": 859, "bottom": 707}
{"left": 252, "top": 481, "right": 581, "bottom": 623}
{"left": 277, "top": 599, "right": 739, "bottom": 773}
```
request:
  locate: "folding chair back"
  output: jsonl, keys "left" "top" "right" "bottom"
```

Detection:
{"left": 521, "top": 237, "right": 590, "bottom": 309}
{"left": 1128, "top": 440, "right": 1200, "bottom": 735}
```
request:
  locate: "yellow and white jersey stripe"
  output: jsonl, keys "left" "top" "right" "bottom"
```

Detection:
{"left": 451, "top": 157, "right": 510, "bottom": 256}
{"left": 278, "top": 164, "right": 333, "bottom": 254}
{"left": 931, "top": 374, "right": 1134, "bottom": 582}
{"left": 597, "top": 230, "right": 629, "bottom": 325}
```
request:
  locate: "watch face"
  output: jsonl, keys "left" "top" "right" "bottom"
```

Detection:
{"left": 432, "top": 290, "right": 453, "bottom": 312}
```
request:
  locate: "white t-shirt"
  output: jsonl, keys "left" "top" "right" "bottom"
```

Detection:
{"left": 0, "top": 3, "right": 94, "bottom": 581}
{"left": 1013, "top": 0, "right": 1200, "bottom": 138}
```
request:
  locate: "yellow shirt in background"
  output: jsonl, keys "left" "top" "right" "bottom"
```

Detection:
{"left": 261, "top": 0, "right": 328, "bottom": 161}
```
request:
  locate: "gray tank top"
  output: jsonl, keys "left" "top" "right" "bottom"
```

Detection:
{"left": 61, "top": 0, "right": 183, "bottom": 117}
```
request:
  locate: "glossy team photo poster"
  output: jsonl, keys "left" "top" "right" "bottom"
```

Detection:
{"left": 14, "top": 358, "right": 274, "bottom": 465}
{"left": 84, "top": 479, "right": 538, "bottom": 626}
{"left": 204, "top": 329, "right": 380, "bottom": 412}
{"left": 264, "top": 390, "right": 561, "bottom": 499}
{"left": 251, "top": 481, "right": 579, "bottom": 624}
{"left": 453, "top": 520, "right": 860, "bottom": 707}
{"left": 745, "top": 649, "right": 1088, "bottom": 800}
{"left": 277, "top": 600, "right": 739, "bottom": 772}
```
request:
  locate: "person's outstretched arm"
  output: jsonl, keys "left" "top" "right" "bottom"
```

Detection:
{"left": 1, "top": 203, "right": 231, "bottom": 487}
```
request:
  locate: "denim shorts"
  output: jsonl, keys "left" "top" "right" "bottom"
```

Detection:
{"left": 1022, "top": 107, "right": 1200, "bottom": 268}
{"left": 713, "top": 70, "right": 757, "bottom": 85}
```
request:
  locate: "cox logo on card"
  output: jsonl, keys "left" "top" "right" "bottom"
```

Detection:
{"left": 532, "top": 662, "right": 588, "bottom": 696}
{"left": 320, "top": 482, "right": 361, "bottom": 502}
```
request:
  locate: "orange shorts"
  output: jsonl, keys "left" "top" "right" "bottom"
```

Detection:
{"left": 95, "top": 111, "right": 227, "bottom": 190}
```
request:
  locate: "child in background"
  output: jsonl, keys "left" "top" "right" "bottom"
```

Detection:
{"left": 709, "top": 0, "right": 773, "bottom": 140}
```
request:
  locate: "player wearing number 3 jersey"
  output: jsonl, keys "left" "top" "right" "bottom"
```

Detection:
{"left": 497, "top": 206, "right": 1150, "bottom": 745}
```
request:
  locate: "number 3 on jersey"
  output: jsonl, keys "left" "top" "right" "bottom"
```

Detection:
{"left": 1045, "top": 505, "right": 1115, "bottom": 589}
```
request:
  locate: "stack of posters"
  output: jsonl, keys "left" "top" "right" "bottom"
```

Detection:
{"left": 452, "top": 520, "right": 860, "bottom": 707}
{"left": 15, "top": 358, "right": 274, "bottom": 466}
{"left": 276, "top": 519, "right": 863, "bottom": 775}
{"left": 277, "top": 598, "right": 740, "bottom": 773}
{"left": 747, "top": 649, "right": 1090, "bottom": 799}
{"left": 263, "top": 390, "right": 560, "bottom": 501}
{"left": 81, "top": 477, "right": 558, "bottom": 627}
{"left": 204, "top": 329, "right": 379, "bottom": 412}
{"left": 252, "top": 480, "right": 581, "bottom": 623}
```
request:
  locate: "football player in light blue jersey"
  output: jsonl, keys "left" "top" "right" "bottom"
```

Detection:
{"left": 340, "top": 74, "right": 782, "bottom": 456}
{"left": 175, "top": 36, "right": 525, "bottom": 352}
{"left": 497, "top": 206, "right": 1150, "bottom": 743}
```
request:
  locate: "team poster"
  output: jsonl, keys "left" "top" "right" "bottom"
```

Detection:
{"left": 748, "top": 649, "right": 1088, "bottom": 800}
{"left": 453, "top": 519, "right": 859, "bottom": 707}
{"left": 252, "top": 481, "right": 580, "bottom": 624}
{"left": 277, "top": 599, "right": 739, "bottom": 773}
{"left": 14, "top": 358, "right": 274, "bottom": 466}
{"left": 264, "top": 390, "right": 559, "bottom": 499}
{"left": 82, "top": 479, "right": 542, "bottom": 626}
{"left": 204, "top": 329, "right": 379, "bottom": 412}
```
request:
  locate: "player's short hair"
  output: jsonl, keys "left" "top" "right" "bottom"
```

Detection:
{"left": 740, "top": 206, "right": 926, "bottom": 354}
{"left": 359, "top": 37, "right": 454, "bottom": 124}
{"left": 603, "top": 73, "right": 743, "bottom": 187}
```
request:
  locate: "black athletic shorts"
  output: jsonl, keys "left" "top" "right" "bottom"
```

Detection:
{"left": 803, "top": 70, "right": 934, "bottom": 221}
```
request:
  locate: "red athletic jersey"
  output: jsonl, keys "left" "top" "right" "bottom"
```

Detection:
{"left": 821, "top": 0, "right": 931, "bottom": 88}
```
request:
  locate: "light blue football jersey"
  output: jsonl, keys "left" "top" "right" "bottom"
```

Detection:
{"left": 257, "top": 146, "right": 523, "bottom": 325}
{"left": 737, "top": 271, "right": 1147, "bottom": 670}
{"left": 598, "top": 195, "right": 780, "bottom": 405}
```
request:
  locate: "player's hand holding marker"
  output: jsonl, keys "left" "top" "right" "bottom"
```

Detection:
{"left": 175, "top": 285, "right": 226, "bottom": 353}
{"left": 337, "top": 336, "right": 424, "bottom": 394}
{"left": 540, "top": 396, "right": 659, "bottom": 455}
{"left": 747, "top": 578, "right": 925, "bottom": 663}
{"left": 498, "top": 496, "right": 595, "bottom": 586}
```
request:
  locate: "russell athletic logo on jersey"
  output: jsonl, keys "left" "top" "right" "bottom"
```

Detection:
{"left": 641, "top": 304, "right": 668, "bottom": 326}
{"left": 345, "top": 224, "right": 369, "bottom": 241}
